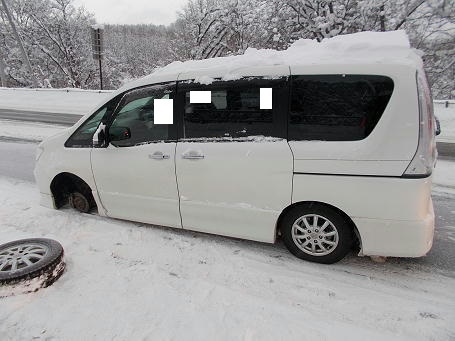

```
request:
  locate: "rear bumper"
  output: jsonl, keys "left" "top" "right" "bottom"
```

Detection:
{"left": 354, "top": 198, "right": 435, "bottom": 257}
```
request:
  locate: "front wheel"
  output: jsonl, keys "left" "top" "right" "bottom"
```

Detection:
{"left": 280, "top": 204, "right": 353, "bottom": 264}
{"left": 69, "top": 192, "right": 91, "bottom": 213}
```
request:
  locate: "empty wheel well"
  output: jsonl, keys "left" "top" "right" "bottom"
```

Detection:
{"left": 50, "top": 173, "right": 96, "bottom": 209}
{"left": 276, "top": 201, "right": 361, "bottom": 250}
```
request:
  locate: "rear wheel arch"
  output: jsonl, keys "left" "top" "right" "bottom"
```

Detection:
{"left": 50, "top": 172, "right": 96, "bottom": 210}
{"left": 276, "top": 201, "right": 361, "bottom": 251}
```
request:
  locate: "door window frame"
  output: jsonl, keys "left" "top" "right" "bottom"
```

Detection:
{"left": 105, "top": 82, "right": 179, "bottom": 146}
{"left": 65, "top": 94, "right": 123, "bottom": 148}
{"left": 175, "top": 77, "right": 289, "bottom": 141}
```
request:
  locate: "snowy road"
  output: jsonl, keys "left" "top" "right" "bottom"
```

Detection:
{"left": 0, "top": 108, "right": 80, "bottom": 126}
{"left": 0, "top": 141, "right": 36, "bottom": 182}
{"left": 0, "top": 139, "right": 454, "bottom": 340}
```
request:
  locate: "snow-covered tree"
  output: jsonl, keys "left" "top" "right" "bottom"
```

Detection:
{"left": 0, "top": 0, "right": 101, "bottom": 87}
{"left": 0, "top": 0, "right": 453, "bottom": 97}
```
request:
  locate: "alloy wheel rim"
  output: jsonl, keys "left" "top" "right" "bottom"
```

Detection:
{"left": 291, "top": 214, "right": 339, "bottom": 256}
{"left": 0, "top": 243, "right": 49, "bottom": 273}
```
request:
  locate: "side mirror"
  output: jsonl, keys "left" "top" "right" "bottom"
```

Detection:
{"left": 435, "top": 117, "right": 441, "bottom": 136}
{"left": 92, "top": 123, "right": 106, "bottom": 148}
{"left": 109, "top": 126, "right": 131, "bottom": 141}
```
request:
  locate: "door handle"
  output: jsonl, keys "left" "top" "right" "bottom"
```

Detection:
{"left": 149, "top": 151, "right": 170, "bottom": 160}
{"left": 182, "top": 151, "right": 205, "bottom": 160}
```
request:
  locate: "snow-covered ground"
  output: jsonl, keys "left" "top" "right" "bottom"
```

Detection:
{"left": 435, "top": 101, "right": 455, "bottom": 143}
{"left": 0, "top": 119, "right": 67, "bottom": 142}
{"left": 0, "top": 118, "right": 454, "bottom": 340}
{"left": 0, "top": 88, "right": 112, "bottom": 115}
{"left": 433, "top": 159, "right": 455, "bottom": 196}
{"left": 0, "top": 176, "right": 454, "bottom": 341}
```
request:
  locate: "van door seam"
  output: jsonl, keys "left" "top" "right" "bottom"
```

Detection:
{"left": 89, "top": 148, "right": 108, "bottom": 214}
{"left": 174, "top": 142, "right": 184, "bottom": 229}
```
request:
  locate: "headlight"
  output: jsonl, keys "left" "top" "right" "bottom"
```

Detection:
{"left": 36, "top": 146, "right": 44, "bottom": 161}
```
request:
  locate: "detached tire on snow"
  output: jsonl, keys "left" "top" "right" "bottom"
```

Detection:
{"left": 0, "top": 238, "right": 65, "bottom": 287}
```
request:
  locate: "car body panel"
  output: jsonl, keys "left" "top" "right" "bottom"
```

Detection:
{"left": 292, "top": 173, "right": 434, "bottom": 256}
{"left": 289, "top": 64, "right": 419, "bottom": 177}
{"left": 176, "top": 140, "right": 293, "bottom": 243}
{"left": 91, "top": 142, "right": 181, "bottom": 229}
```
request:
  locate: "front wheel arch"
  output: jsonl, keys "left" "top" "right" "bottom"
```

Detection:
{"left": 50, "top": 172, "right": 96, "bottom": 210}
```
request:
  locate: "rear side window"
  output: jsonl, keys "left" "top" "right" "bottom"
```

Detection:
{"left": 289, "top": 75, "right": 394, "bottom": 141}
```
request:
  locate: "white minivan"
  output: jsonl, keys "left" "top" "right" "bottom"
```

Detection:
{"left": 34, "top": 44, "right": 437, "bottom": 264}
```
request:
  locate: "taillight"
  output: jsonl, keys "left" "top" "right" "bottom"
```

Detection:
{"left": 403, "top": 72, "right": 436, "bottom": 177}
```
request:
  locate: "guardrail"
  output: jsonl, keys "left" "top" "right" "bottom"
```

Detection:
{"left": 0, "top": 87, "right": 113, "bottom": 115}
{"left": 434, "top": 100, "right": 454, "bottom": 108}
{"left": 0, "top": 87, "right": 113, "bottom": 94}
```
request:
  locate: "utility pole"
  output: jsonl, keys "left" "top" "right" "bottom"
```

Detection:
{"left": 91, "top": 25, "right": 104, "bottom": 90}
{"left": 1, "top": 0, "right": 38, "bottom": 87}
{"left": 98, "top": 53, "right": 103, "bottom": 90}
{"left": 379, "top": 4, "right": 386, "bottom": 32}
{"left": 0, "top": 54, "right": 7, "bottom": 87}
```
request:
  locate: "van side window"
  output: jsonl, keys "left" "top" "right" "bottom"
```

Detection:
{"left": 65, "top": 96, "right": 121, "bottom": 148}
{"left": 109, "top": 83, "right": 175, "bottom": 147}
{"left": 183, "top": 83, "right": 274, "bottom": 139}
{"left": 289, "top": 75, "right": 394, "bottom": 141}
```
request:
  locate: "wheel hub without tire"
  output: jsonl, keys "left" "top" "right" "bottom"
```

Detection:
{"left": 69, "top": 192, "right": 90, "bottom": 213}
{"left": 291, "top": 214, "right": 339, "bottom": 256}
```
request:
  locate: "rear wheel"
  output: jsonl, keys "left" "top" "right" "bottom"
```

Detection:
{"left": 280, "top": 204, "right": 353, "bottom": 264}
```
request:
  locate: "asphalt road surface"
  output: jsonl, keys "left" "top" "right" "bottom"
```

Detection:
{"left": 438, "top": 142, "right": 455, "bottom": 159}
{"left": 0, "top": 108, "right": 81, "bottom": 126}
{"left": 0, "top": 139, "right": 454, "bottom": 276}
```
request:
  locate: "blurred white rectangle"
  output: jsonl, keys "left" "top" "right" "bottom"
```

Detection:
{"left": 260, "top": 88, "right": 272, "bottom": 109}
{"left": 154, "top": 99, "right": 173, "bottom": 124}
{"left": 190, "top": 91, "right": 211, "bottom": 103}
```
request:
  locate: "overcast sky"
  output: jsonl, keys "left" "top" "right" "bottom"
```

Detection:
{"left": 73, "top": 0, "right": 189, "bottom": 26}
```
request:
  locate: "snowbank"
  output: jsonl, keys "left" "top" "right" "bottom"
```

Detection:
{"left": 433, "top": 159, "right": 455, "bottom": 195}
{"left": 435, "top": 100, "right": 455, "bottom": 143}
{"left": 0, "top": 119, "right": 66, "bottom": 142}
{"left": 0, "top": 88, "right": 112, "bottom": 115}
{"left": 0, "top": 177, "right": 454, "bottom": 340}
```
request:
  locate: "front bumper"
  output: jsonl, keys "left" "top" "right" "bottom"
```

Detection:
{"left": 39, "top": 192, "right": 55, "bottom": 209}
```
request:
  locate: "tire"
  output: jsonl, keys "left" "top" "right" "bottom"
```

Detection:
{"left": 280, "top": 204, "right": 353, "bottom": 264}
{"left": 0, "top": 238, "right": 64, "bottom": 286}
{"left": 69, "top": 191, "right": 91, "bottom": 213}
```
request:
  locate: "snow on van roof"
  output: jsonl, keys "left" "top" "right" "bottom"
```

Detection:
{"left": 118, "top": 30, "right": 422, "bottom": 92}
{"left": 150, "top": 30, "right": 420, "bottom": 78}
